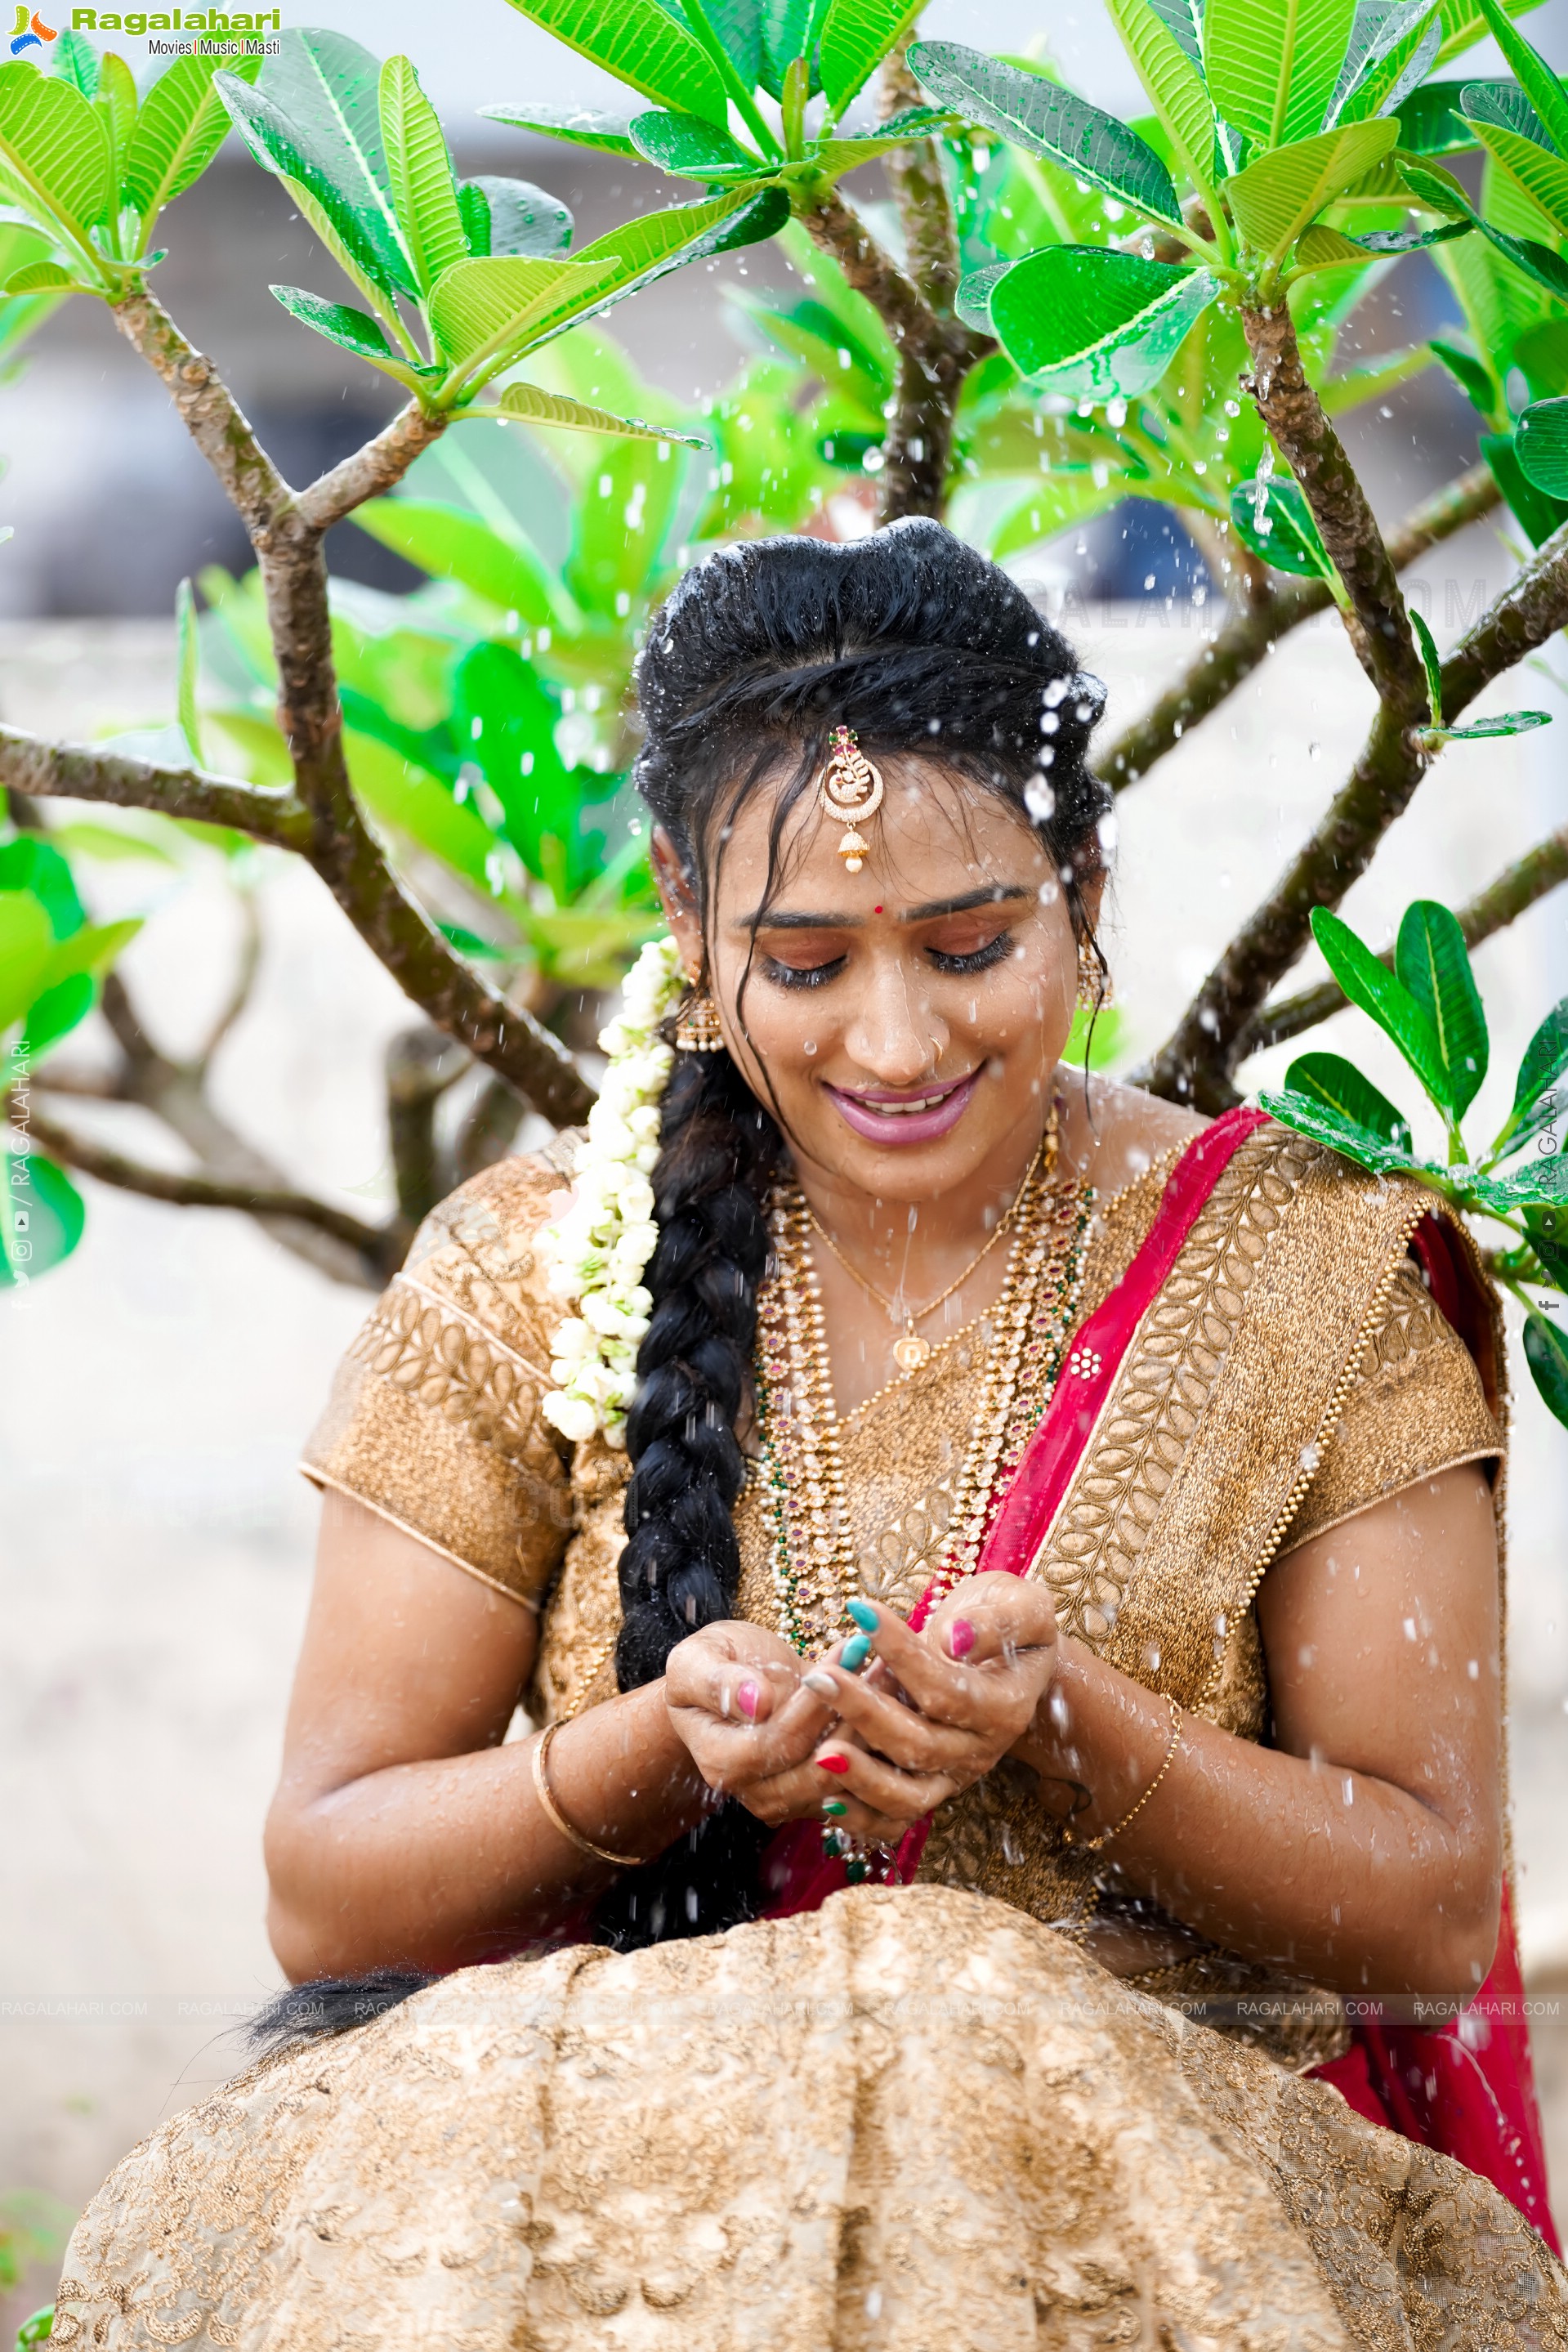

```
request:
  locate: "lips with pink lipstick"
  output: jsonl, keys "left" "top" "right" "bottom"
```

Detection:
{"left": 824, "top": 1068, "right": 981, "bottom": 1147}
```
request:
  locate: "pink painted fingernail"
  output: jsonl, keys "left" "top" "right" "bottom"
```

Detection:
{"left": 736, "top": 1678, "right": 759, "bottom": 1720}
{"left": 817, "top": 1752, "right": 851, "bottom": 1774}
{"left": 949, "top": 1618, "right": 976, "bottom": 1660}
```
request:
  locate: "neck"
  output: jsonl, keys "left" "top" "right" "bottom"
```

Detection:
{"left": 789, "top": 1097, "right": 1055, "bottom": 1304}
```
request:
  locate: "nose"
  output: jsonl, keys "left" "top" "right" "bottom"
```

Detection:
{"left": 842, "top": 952, "right": 948, "bottom": 1086}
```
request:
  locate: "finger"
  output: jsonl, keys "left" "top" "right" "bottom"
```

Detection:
{"left": 672, "top": 1678, "right": 842, "bottom": 1786}
{"left": 801, "top": 1661, "right": 989, "bottom": 1773}
{"left": 846, "top": 1599, "right": 1053, "bottom": 1731}
{"left": 924, "top": 1576, "right": 1058, "bottom": 1666}
{"left": 738, "top": 1763, "right": 909, "bottom": 1844}
{"left": 811, "top": 1737, "right": 955, "bottom": 1820}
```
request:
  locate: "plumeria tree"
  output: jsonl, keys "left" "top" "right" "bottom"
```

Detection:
{"left": 2, "top": 0, "right": 1568, "bottom": 1416}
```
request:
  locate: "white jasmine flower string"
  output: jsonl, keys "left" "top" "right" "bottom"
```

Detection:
{"left": 540, "top": 934, "right": 686, "bottom": 1447}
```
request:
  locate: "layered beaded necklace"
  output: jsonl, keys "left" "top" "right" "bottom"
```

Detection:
{"left": 754, "top": 1123, "right": 1093, "bottom": 1656}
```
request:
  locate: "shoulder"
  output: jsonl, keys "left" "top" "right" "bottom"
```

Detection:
{"left": 1057, "top": 1071, "right": 1208, "bottom": 1197}
{"left": 398, "top": 1132, "right": 584, "bottom": 1355}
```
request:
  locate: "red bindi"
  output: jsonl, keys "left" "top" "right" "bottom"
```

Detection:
{"left": 874, "top": 905, "right": 882, "bottom": 914}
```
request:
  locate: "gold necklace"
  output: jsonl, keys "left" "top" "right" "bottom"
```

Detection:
{"left": 754, "top": 1146, "right": 1092, "bottom": 1657}
{"left": 805, "top": 1125, "right": 1050, "bottom": 1375}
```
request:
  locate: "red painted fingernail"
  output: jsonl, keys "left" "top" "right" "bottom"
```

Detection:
{"left": 949, "top": 1618, "right": 976, "bottom": 1659}
{"left": 736, "top": 1678, "right": 759, "bottom": 1720}
{"left": 817, "top": 1752, "right": 851, "bottom": 1774}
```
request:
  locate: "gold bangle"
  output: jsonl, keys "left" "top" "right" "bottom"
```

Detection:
{"left": 530, "top": 1721, "right": 646, "bottom": 1871}
{"left": 1061, "top": 1695, "right": 1183, "bottom": 1853}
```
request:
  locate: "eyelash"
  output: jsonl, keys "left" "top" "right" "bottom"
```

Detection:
{"left": 761, "top": 932, "right": 1015, "bottom": 990}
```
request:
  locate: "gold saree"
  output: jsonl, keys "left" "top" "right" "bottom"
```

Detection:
{"left": 54, "top": 1122, "right": 1566, "bottom": 2352}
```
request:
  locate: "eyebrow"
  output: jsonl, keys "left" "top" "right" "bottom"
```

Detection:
{"left": 736, "top": 884, "right": 1036, "bottom": 931}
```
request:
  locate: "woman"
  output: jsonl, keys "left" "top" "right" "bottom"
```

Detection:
{"left": 56, "top": 524, "right": 1565, "bottom": 2350}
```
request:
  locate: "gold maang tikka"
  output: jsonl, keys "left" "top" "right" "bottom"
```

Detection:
{"left": 817, "top": 725, "right": 884, "bottom": 874}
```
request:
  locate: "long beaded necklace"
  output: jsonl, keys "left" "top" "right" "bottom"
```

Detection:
{"left": 753, "top": 1127, "right": 1093, "bottom": 1658}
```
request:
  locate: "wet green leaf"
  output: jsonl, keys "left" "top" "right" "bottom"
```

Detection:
{"left": 1283, "top": 1050, "right": 1416, "bottom": 1151}
{"left": 1523, "top": 1312, "right": 1568, "bottom": 1425}
{"left": 910, "top": 42, "right": 1182, "bottom": 221}
{"left": 1396, "top": 899, "right": 1488, "bottom": 1116}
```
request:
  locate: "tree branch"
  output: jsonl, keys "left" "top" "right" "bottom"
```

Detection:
{"left": 386, "top": 1022, "right": 469, "bottom": 1228}
{"left": 1144, "top": 520, "right": 1568, "bottom": 1107}
{"left": 196, "top": 885, "right": 264, "bottom": 1072}
{"left": 1100, "top": 463, "right": 1501, "bottom": 793}
{"left": 0, "top": 724, "right": 312, "bottom": 846}
{"left": 19, "top": 1101, "right": 396, "bottom": 1269}
{"left": 296, "top": 400, "right": 450, "bottom": 533}
{"left": 874, "top": 40, "right": 961, "bottom": 313}
{"left": 112, "top": 290, "right": 293, "bottom": 541}
{"left": 1241, "top": 302, "right": 1427, "bottom": 722}
{"left": 1240, "top": 824, "right": 1568, "bottom": 1058}
{"left": 800, "top": 187, "right": 992, "bottom": 521}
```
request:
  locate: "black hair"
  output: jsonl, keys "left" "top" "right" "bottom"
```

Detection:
{"left": 592, "top": 518, "right": 1110, "bottom": 1952}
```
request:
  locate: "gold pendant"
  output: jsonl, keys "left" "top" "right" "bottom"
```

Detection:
{"left": 893, "top": 1331, "right": 931, "bottom": 1375}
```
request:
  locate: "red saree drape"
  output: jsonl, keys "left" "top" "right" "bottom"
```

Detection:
{"left": 759, "top": 1105, "right": 1560, "bottom": 2252}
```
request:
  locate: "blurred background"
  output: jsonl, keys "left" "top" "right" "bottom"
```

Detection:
{"left": 2, "top": 0, "right": 1566, "bottom": 2324}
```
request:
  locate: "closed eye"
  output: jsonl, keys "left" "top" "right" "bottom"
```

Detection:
{"left": 761, "top": 952, "right": 847, "bottom": 990}
{"left": 929, "top": 931, "right": 1014, "bottom": 975}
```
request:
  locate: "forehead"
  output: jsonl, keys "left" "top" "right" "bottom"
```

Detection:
{"left": 709, "top": 754, "right": 1048, "bottom": 910}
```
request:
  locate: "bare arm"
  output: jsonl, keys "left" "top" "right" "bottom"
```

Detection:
{"left": 1012, "top": 1464, "right": 1502, "bottom": 2006}
{"left": 264, "top": 1491, "right": 708, "bottom": 1981}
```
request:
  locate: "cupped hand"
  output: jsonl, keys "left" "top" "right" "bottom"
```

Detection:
{"left": 793, "top": 1572, "right": 1060, "bottom": 1822}
{"left": 663, "top": 1621, "right": 922, "bottom": 1842}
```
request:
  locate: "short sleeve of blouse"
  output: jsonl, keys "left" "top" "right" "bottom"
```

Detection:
{"left": 1279, "top": 1255, "right": 1501, "bottom": 1556}
{"left": 299, "top": 1139, "right": 581, "bottom": 1607}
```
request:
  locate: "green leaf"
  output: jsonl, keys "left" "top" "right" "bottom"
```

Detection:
{"left": 428, "top": 254, "right": 623, "bottom": 376}
{"left": 458, "top": 176, "right": 573, "bottom": 258}
{"left": 226, "top": 29, "right": 413, "bottom": 293}
{"left": 560, "top": 185, "right": 788, "bottom": 322}
{"left": 809, "top": 119, "right": 953, "bottom": 175}
{"left": 124, "top": 51, "right": 263, "bottom": 230}
{"left": 703, "top": 0, "right": 765, "bottom": 91}
{"left": 491, "top": 378, "right": 705, "bottom": 442}
{"left": 476, "top": 105, "right": 638, "bottom": 158}
{"left": 1523, "top": 1312, "right": 1568, "bottom": 1425}
{"left": 981, "top": 246, "right": 1216, "bottom": 398}
{"left": 1395, "top": 898, "right": 1488, "bottom": 1116}
{"left": 1429, "top": 706, "right": 1553, "bottom": 739}
{"left": 1410, "top": 606, "right": 1444, "bottom": 721}
{"left": 1, "top": 261, "right": 81, "bottom": 293}
{"left": 35, "top": 916, "right": 141, "bottom": 995}
{"left": 96, "top": 49, "right": 138, "bottom": 166}
{"left": 758, "top": 0, "right": 827, "bottom": 101}
{"left": 1226, "top": 118, "right": 1400, "bottom": 258}
{"left": 1102, "top": 0, "right": 1222, "bottom": 204}
{"left": 820, "top": 0, "right": 922, "bottom": 116}
{"left": 175, "top": 575, "right": 204, "bottom": 766}
{"left": 568, "top": 432, "right": 686, "bottom": 610}
{"left": 1257, "top": 1084, "right": 1425, "bottom": 1172}
{"left": 1230, "top": 473, "right": 1337, "bottom": 579}
{"left": 217, "top": 71, "right": 412, "bottom": 302}
{"left": 1311, "top": 903, "right": 1450, "bottom": 1107}
{"left": 277, "top": 171, "right": 414, "bottom": 351}
{"left": 1393, "top": 76, "right": 1484, "bottom": 150}
{"left": 22, "top": 971, "right": 95, "bottom": 1058}
{"left": 379, "top": 56, "right": 467, "bottom": 297}
{"left": 1514, "top": 995, "right": 1568, "bottom": 1120}
{"left": 1205, "top": 0, "right": 1360, "bottom": 147}
{"left": 1476, "top": 219, "right": 1568, "bottom": 300}
{"left": 909, "top": 42, "right": 1182, "bottom": 221}
{"left": 1467, "top": 114, "right": 1568, "bottom": 235}
{"left": 1523, "top": 1200, "right": 1568, "bottom": 1288}
{"left": 1478, "top": 1151, "right": 1568, "bottom": 1206}
{"left": 0, "top": 1150, "right": 86, "bottom": 1285}
{"left": 1430, "top": 333, "right": 1499, "bottom": 418}
{"left": 1517, "top": 396, "right": 1568, "bottom": 498}
{"left": 345, "top": 730, "right": 497, "bottom": 890}
{"left": 0, "top": 888, "right": 53, "bottom": 1030}
{"left": 501, "top": 0, "right": 730, "bottom": 127}
{"left": 1463, "top": 0, "right": 1568, "bottom": 156}
{"left": 1329, "top": 0, "right": 1439, "bottom": 123}
{"left": 451, "top": 641, "right": 580, "bottom": 880}
{"left": 350, "top": 497, "right": 560, "bottom": 624}
{"left": 0, "top": 836, "right": 84, "bottom": 937}
{"left": 628, "top": 109, "right": 762, "bottom": 177}
{"left": 1284, "top": 1051, "right": 1417, "bottom": 1149}
{"left": 0, "top": 59, "right": 114, "bottom": 240}
{"left": 1481, "top": 426, "right": 1568, "bottom": 546}
{"left": 269, "top": 284, "right": 409, "bottom": 375}
{"left": 49, "top": 29, "right": 100, "bottom": 101}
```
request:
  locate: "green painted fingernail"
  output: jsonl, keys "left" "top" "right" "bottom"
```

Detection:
{"left": 847, "top": 1599, "right": 878, "bottom": 1634}
{"left": 841, "top": 1634, "right": 871, "bottom": 1672}
{"left": 821, "top": 1798, "right": 848, "bottom": 1818}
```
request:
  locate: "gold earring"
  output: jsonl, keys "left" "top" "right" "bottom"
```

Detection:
{"left": 674, "top": 988, "right": 726, "bottom": 1053}
{"left": 1076, "top": 941, "right": 1114, "bottom": 1010}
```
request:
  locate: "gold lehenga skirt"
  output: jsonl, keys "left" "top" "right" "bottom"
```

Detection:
{"left": 53, "top": 1885, "right": 1567, "bottom": 2352}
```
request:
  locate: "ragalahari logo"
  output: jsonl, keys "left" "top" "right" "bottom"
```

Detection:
{"left": 10, "top": 6, "right": 58, "bottom": 51}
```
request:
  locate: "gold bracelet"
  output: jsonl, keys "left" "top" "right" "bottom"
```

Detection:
{"left": 530, "top": 1720, "right": 646, "bottom": 1871}
{"left": 1061, "top": 1696, "right": 1183, "bottom": 1853}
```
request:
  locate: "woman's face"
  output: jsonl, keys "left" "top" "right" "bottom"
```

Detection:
{"left": 657, "top": 757, "right": 1090, "bottom": 1208}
